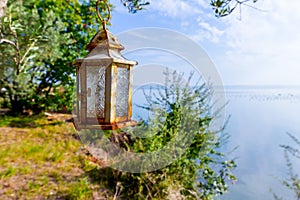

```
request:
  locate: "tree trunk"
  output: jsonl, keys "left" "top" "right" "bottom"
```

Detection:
{"left": 8, "top": 93, "right": 24, "bottom": 115}
{"left": 0, "top": 0, "right": 8, "bottom": 17}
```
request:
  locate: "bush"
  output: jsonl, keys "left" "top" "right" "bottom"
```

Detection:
{"left": 83, "top": 71, "right": 237, "bottom": 199}
{"left": 272, "top": 133, "right": 300, "bottom": 200}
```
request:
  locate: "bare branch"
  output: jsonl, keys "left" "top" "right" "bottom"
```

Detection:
{"left": 211, "top": 0, "right": 261, "bottom": 18}
{"left": 19, "top": 39, "right": 38, "bottom": 72}
{"left": 243, "top": 2, "right": 267, "bottom": 12}
{"left": 0, "top": 38, "right": 17, "bottom": 49}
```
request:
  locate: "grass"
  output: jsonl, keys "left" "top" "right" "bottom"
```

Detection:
{"left": 1, "top": 165, "right": 16, "bottom": 178}
{"left": 0, "top": 114, "right": 112, "bottom": 199}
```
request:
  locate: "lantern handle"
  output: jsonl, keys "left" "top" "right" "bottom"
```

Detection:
{"left": 96, "top": 0, "right": 111, "bottom": 30}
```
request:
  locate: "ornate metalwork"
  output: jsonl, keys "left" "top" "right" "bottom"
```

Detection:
{"left": 96, "top": 0, "right": 110, "bottom": 31}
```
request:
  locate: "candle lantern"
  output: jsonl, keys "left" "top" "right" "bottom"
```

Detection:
{"left": 74, "top": 1, "right": 137, "bottom": 130}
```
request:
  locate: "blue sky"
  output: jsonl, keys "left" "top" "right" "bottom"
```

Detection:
{"left": 108, "top": 0, "right": 300, "bottom": 86}
{"left": 104, "top": 2, "right": 300, "bottom": 198}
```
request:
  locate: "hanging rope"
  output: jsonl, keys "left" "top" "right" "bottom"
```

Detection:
{"left": 96, "top": 0, "right": 111, "bottom": 30}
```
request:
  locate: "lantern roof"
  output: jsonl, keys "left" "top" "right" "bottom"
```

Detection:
{"left": 75, "top": 30, "right": 137, "bottom": 66}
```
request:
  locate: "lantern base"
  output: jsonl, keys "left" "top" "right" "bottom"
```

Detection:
{"left": 74, "top": 120, "right": 137, "bottom": 130}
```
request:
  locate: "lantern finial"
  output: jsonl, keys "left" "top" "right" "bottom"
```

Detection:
{"left": 96, "top": 0, "right": 111, "bottom": 31}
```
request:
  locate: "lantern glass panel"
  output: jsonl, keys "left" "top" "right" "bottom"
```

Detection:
{"left": 76, "top": 68, "right": 81, "bottom": 119}
{"left": 116, "top": 66, "right": 129, "bottom": 117}
{"left": 86, "top": 65, "right": 106, "bottom": 118}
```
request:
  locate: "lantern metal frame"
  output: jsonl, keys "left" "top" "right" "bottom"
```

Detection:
{"left": 73, "top": 1, "right": 137, "bottom": 130}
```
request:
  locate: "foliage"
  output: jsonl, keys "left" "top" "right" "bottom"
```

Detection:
{"left": 0, "top": 0, "right": 97, "bottom": 114}
{"left": 120, "top": 0, "right": 260, "bottom": 16}
{"left": 66, "top": 177, "right": 93, "bottom": 199}
{"left": 120, "top": 0, "right": 150, "bottom": 13}
{"left": 0, "top": 0, "right": 144, "bottom": 115}
{"left": 0, "top": 0, "right": 260, "bottom": 115}
{"left": 210, "top": 0, "right": 258, "bottom": 17}
{"left": 272, "top": 133, "right": 300, "bottom": 200}
{"left": 91, "top": 72, "right": 237, "bottom": 199}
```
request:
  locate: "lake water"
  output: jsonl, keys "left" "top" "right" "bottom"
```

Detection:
{"left": 220, "top": 86, "right": 300, "bottom": 200}
{"left": 132, "top": 85, "right": 300, "bottom": 200}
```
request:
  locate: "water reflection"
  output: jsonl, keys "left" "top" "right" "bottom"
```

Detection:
{"left": 221, "top": 86, "right": 300, "bottom": 200}
{"left": 224, "top": 86, "right": 300, "bottom": 102}
{"left": 132, "top": 86, "right": 300, "bottom": 200}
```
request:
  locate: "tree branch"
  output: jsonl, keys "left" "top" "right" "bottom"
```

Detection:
{"left": 19, "top": 39, "right": 38, "bottom": 73}
{"left": 0, "top": 38, "right": 17, "bottom": 49}
{"left": 0, "top": 37, "right": 21, "bottom": 75}
{"left": 211, "top": 0, "right": 260, "bottom": 18}
{"left": 0, "top": 0, "right": 8, "bottom": 17}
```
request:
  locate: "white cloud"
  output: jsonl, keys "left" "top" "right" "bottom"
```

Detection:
{"left": 111, "top": 0, "right": 209, "bottom": 16}
{"left": 192, "top": 19, "right": 224, "bottom": 43}
{"left": 148, "top": 0, "right": 201, "bottom": 17}
{"left": 146, "top": 0, "right": 224, "bottom": 43}
{"left": 112, "top": 0, "right": 300, "bottom": 85}
{"left": 216, "top": 0, "right": 300, "bottom": 85}
{"left": 148, "top": 0, "right": 214, "bottom": 18}
{"left": 191, "top": 0, "right": 210, "bottom": 9}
